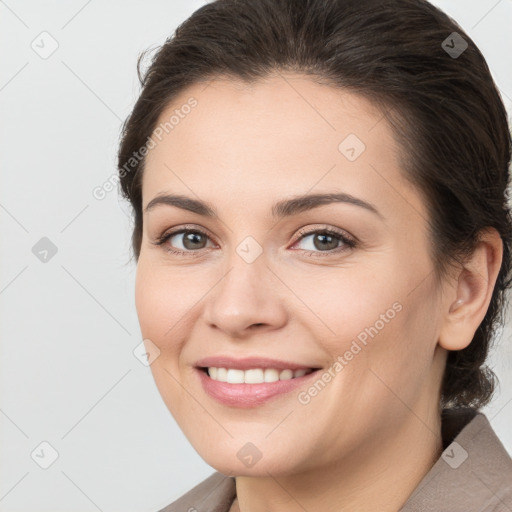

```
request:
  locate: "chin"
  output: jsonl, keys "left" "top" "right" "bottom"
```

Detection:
{"left": 193, "top": 439, "right": 308, "bottom": 478}
{"left": 204, "top": 458, "right": 290, "bottom": 478}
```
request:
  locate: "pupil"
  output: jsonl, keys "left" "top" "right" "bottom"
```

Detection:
{"left": 315, "top": 234, "right": 337, "bottom": 251}
{"left": 184, "top": 232, "right": 204, "bottom": 249}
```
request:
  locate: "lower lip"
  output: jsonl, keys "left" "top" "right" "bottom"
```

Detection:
{"left": 195, "top": 368, "right": 320, "bottom": 408}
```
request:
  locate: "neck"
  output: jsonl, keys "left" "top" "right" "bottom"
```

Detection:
{"left": 232, "top": 410, "right": 443, "bottom": 512}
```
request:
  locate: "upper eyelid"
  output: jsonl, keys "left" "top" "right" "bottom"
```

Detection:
{"left": 295, "top": 225, "right": 355, "bottom": 242}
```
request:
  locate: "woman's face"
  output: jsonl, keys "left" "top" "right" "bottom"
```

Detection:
{"left": 135, "top": 74, "right": 449, "bottom": 476}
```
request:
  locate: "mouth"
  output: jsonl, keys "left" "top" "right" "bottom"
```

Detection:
{"left": 194, "top": 364, "right": 323, "bottom": 408}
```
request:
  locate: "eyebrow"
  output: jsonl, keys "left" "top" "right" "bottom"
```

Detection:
{"left": 144, "top": 192, "right": 383, "bottom": 220}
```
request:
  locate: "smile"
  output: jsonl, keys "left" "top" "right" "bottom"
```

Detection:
{"left": 195, "top": 366, "right": 321, "bottom": 408}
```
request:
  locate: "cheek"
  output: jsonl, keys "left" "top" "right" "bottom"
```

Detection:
{"left": 309, "top": 256, "right": 439, "bottom": 387}
{"left": 290, "top": 265, "right": 399, "bottom": 347}
{"left": 356, "top": 280, "right": 442, "bottom": 409}
{"left": 134, "top": 260, "right": 199, "bottom": 418}
{"left": 134, "top": 259, "right": 194, "bottom": 356}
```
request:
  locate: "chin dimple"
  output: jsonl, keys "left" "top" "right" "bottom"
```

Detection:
{"left": 206, "top": 367, "right": 314, "bottom": 383}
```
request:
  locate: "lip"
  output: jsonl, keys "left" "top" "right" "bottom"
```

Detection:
{"left": 194, "top": 355, "right": 317, "bottom": 371}
{"left": 194, "top": 359, "right": 322, "bottom": 408}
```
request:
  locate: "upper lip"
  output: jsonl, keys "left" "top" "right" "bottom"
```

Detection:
{"left": 194, "top": 356, "right": 319, "bottom": 371}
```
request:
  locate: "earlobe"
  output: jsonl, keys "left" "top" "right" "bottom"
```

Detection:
{"left": 438, "top": 228, "right": 503, "bottom": 352}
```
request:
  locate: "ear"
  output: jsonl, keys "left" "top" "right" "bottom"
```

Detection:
{"left": 438, "top": 227, "right": 503, "bottom": 351}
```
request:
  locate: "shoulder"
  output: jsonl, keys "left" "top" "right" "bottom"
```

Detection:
{"left": 401, "top": 410, "right": 512, "bottom": 511}
{"left": 157, "top": 471, "right": 236, "bottom": 512}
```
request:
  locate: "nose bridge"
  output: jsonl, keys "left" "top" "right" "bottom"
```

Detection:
{"left": 215, "top": 246, "right": 272, "bottom": 313}
{"left": 217, "top": 227, "right": 271, "bottom": 297}
{"left": 202, "top": 243, "right": 287, "bottom": 335}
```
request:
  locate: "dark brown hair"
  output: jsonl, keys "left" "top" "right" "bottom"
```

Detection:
{"left": 117, "top": 0, "right": 512, "bottom": 409}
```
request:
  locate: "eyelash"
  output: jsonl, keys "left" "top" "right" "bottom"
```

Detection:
{"left": 153, "top": 224, "right": 357, "bottom": 258}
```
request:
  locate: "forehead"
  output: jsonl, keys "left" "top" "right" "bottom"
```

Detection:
{"left": 142, "top": 73, "right": 425, "bottom": 222}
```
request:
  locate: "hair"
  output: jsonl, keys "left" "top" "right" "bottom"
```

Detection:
{"left": 117, "top": 0, "right": 512, "bottom": 409}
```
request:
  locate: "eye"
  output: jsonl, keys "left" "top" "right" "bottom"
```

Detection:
{"left": 153, "top": 225, "right": 215, "bottom": 257}
{"left": 153, "top": 224, "right": 357, "bottom": 258}
{"left": 290, "top": 226, "right": 357, "bottom": 257}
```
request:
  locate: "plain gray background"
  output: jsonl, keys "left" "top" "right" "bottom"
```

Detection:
{"left": 1, "top": 1, "right": 511, "bottom": 511}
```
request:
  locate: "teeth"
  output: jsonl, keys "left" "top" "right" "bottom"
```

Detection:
{"left": 207, "top": 367, "right": 313, "bottom": 383}
{"left": 279, "top": 369, "right": 293, "bottom": 380}
{"left": 245, "top": 368, "right": 264, "bottom": 383}
{"left": 226, "top": 369, "right": 244, "bottom": 384}
{"left": 264, "top": 368, "right": 279, "bottom": 382}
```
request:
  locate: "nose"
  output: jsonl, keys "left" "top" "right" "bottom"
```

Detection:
{"left": 202, "top": 255, "right": 288, "bottom": 338}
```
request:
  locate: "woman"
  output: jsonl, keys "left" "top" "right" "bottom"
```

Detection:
{"left": 117, "top": 0, "right": 512, "bottom": 510}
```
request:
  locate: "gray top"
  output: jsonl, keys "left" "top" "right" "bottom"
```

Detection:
{"left": 158, "top": 409, "right": 512, "bottom": 511}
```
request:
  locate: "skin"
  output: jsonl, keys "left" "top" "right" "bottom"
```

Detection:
{"left": 134, "top": 73, "right": 502, "bottom": 512}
